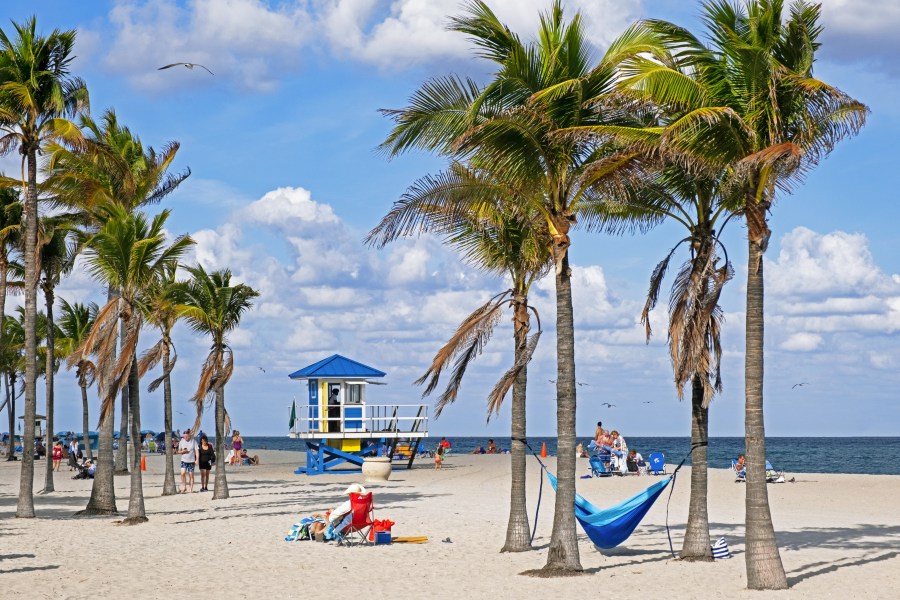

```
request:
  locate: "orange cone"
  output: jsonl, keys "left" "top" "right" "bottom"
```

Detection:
{"left": 141, "top": 455, "right": 147, "bottom": 471}
{"left": 540, "top": 442, "right": 547, "bottom": 458}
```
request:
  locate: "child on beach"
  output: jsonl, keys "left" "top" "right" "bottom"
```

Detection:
{"left": 435, "top": 444, "right": 445, "bottom": 470}
{"left": 52, "top": 441, "right": 63, "bottom": 471}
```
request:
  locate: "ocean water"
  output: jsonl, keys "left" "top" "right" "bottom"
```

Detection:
{"left": 241, "top": 436, "right": 900, "bottom": 476}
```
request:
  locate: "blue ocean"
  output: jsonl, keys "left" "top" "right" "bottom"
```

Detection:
{"left": 241, "top": 436, "right": 900, "bottom": 476}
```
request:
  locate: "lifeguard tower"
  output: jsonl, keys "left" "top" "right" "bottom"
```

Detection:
{"left": 287, "top": 354, "right": 428, "bottom": 475}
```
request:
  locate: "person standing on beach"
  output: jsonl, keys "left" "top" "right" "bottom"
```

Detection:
{"left": 197, "top": 434, "right": 215, "bottom": 492}
{"left": 52, "top": 441, "right": 63, "bottom": 471}
{"left": 231, "top": 430, "right": 243, "bottom": 465}
{"left": 435, "top": 444, "right": 445, "bottom": 470}
{"left": 178, "top": 430, "right": 199, "bottom": 493}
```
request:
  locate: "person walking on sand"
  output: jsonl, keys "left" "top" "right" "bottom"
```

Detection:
{"left": 231, "top": 430, "right": 244, "bottom": 466}
{"left": 197, "top": 434, "right": 216, "bottom": 492}
{"left": 52, "top": 441, "right": 63, "bottom": 471}
{"left": 435, "top": 444, "right": 445, "bottom": 470}
{"left": 178, "top": 429, "right": 199, "bottom": 493}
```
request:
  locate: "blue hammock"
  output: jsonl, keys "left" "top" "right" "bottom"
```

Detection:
{"left": 546, "top": 472, "right": 672, "bottom": 549}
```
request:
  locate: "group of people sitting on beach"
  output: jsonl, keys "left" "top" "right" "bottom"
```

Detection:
{"left": 575, "top": 421, "right": 647, "bottom": 475}
{"left": 470, "top": 439, "right": 499, "bottom": 454}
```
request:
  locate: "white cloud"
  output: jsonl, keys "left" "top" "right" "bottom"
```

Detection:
{"left": 780, "top": 332, "right": 823, "bottom": 352}
{"left": 102, "top": 0, "right": 311, "bottom": 91}
{"left": 242, "top": 186, "right": 339, "bottom": 229}
{"left": 819, "top": 0, "right": 900, "bottom": 76}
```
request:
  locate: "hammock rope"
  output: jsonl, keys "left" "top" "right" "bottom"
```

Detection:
{"left": 514, "top": 437, "right": 706, "bottom": 557}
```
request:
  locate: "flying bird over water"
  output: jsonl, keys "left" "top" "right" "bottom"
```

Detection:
{"left": 158, "top": 62, "right": 214, "bottom": 75}
{"left": 792, "top": 382, "right": 809, "bottom": 389}
{"left": 643, "top": 401, "right": 654, "bottom": 404}
{"left": 257, "top": 367, "right": 266, "bottom": 373}
{"left": 548, "top": 379, "right": 590, "bottom": 386}
{"left": 600, "top": 402, "right": 616, "bottom": 408}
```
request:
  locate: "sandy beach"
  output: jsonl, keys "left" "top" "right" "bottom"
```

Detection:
{"left": 1, "top": 450, "right": 898, "bottom": 599}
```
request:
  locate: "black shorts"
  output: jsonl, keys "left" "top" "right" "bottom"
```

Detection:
{"left": 199, "top": 461, "right": 212, "bottom": 471}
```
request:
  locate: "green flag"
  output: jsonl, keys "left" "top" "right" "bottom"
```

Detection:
{"left": 289, "top": 400, "right": 296, "bottom": 430}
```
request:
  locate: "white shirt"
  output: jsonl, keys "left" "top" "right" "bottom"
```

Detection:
{"left": 178, "top": 438, "right": 198, "bottom": 463}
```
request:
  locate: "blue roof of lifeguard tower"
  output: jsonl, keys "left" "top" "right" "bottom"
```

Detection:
{"left": 288, "top": 354, "right": 386, "bottom": 379}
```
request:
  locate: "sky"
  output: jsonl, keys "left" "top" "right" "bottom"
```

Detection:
{"left": 2, "top": 0, "right": 899, "bottom": 440}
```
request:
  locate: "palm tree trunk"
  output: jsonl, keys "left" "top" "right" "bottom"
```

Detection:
{"left": 42, "top": 286, "right": 56, "bottom": 493}
{"left": 6, "top": 372, "right": 15, "bottom": 461}
{"left": 80, "top": 380, "right": 92, "bottom": 460}
{"left": 502, "top": 297, "right": 531, "bottom": 552}
{"left": 744, "top": 238, "right": 787, "bottom": 589}
{"left": 161, "top": 344, "right": 176, "bottom": 496}
{"left": 115, "top": 321, "right": 129, "bottom": 473}
{"left": 16, "top": 148, "right": 39, "bottom": 519}
{"left": 123, "top": 358, "right": 147, "bottom": 524}
{"left": 212, "top": 381, "right": 228, "bottom": 500}
{"left": 75, "top": 286, "right": 119, "bottom": 517}
{"left": 680, "top": 373, "right": 712, "bottom": 560}
{"left": 543, "top": 251, "right": 582, "bottom": 573}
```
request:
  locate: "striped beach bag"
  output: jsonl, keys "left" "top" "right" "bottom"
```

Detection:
{"left": 711, "top": 536, "right": 731, "bottom": 559}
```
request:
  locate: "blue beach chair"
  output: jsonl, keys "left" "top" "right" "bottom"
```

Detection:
{"left": 648, "top": 452, "right": 666, "bottom": 475}
{"left": 589, "top": 455, "right": 613, "bottom": 477}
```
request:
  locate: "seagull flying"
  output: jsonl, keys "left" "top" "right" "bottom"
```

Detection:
{"left": 258, "top": 367, "right": 266, "bottom": 373}
{"left": 548, "top": 379, "right": 590, "bottom": 386}
{"left": 791, "top": 382, "right": 809, "bottom": 389}
{"left": 158, "top": 62, "right": 214, "bottom": 75}
{"left": 643, "top": 401, "right": 654, "bottom": 404}
{"left": 600, "top": 402, "right": 616, "bottom": 408}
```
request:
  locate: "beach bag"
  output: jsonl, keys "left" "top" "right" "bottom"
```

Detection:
{"left": 711, "top": 537, "right": 731, "bottom": 559}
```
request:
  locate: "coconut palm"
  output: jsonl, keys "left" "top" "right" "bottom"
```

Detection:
{"left": 37, "top": 217, "right": 78, "bottom": 493}
{"left": 368, "top": 161, "right": 550, "bottom": 551}
{"left": 1, "top": 310, "right": 25, "bottom": 456}
{"left": 138, "top": 265, "right": 182, "bottom": 496}
{"left": 175, "top": 265, "right": 258, "bottom": 500}
{"left": 379, "top": 1, "right": 649, "bottom": 571}
{"left": 0, "top": 185, "right": 22, "bottom": 384}
{"left": 603, "top": 1, "right": 868, "bottom": 587}
{"left": 46, "top": 108, "right": 188, "bottom": 512}
{"left": 58, "top": 299, "right": 98, "bottom": 461}
{"left": 0, "top": 17, "right": 88, "bottom": 517}
{"left": 74, "top": 205, "right": 193, "bottom": 523}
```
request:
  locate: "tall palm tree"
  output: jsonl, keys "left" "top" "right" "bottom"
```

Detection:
{"left": 58, "top": 299, "right": 98, "bottom": 461}
{"left": 1, "top": 309, "right": 25, "bottom": 455}
{"left": 0, "top": 185, "right": 22, "bottom": 388}
{"left": 138, "top": 265, "right": 182, "bottom": 496}
{"left": 46, "top": 108, "right": 188, "bottom": 512}
{"left": 38, "top": 217, "right": 78, "bottom": 493}
{"left": 0, "top": 16, "right": 89, "bottom": 518}
{"left": 368, "top": 162, "right": 550, "bottom": 551}
{"left": 75, "top": 205, "right": 193, "bottom": 523}
{"left": 606, "top": 1, "right": 868, "bottom": 587}
{"left": 379, "top": 1, "right": 648, "bottom": 572}
{"left": 175, "top": 265, "right": 258, "bottom": 500}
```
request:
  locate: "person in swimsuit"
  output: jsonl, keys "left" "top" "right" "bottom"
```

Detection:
{"left": 231, "top": 430, "right": 243, "bottom": 465}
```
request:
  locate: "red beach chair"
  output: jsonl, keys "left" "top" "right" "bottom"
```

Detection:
{"left": 338, "top": 492, "right": 375, "bottom": 546}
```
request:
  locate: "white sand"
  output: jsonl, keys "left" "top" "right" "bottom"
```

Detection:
{"left": 1, "top": 450, "right": 898, "bottom": 599}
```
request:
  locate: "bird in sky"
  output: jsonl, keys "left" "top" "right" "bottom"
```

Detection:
{"left": 792, "top": 382, "right": 809, "bottom": 389}
{"left": 258, "top": 367, "right": 266, "bottom": 373}
{"left": 600, "top": 402, "right": 616, "bottom": 408}
{"left": 158, "top": 62, "right": 214, "bottom": 75}
{"left": 643, "top": 401, "right": 654, "bottom": 404}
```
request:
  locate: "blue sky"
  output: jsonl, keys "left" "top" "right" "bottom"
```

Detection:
{"left": 4, "top": 0, "right": 899, "bottom": 439}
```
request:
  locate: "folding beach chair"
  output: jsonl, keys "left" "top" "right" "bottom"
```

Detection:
{"left": 589, "top": 455, "right": 613, "bottom": 478}
{"left": 648, "top": 452, "right": 666, "bottom": 475}
{"left": 731, "top": 458, "right": 746, "bottom": 482}
{"left": 337, "top": 492, "right": 375, "bottom": 546}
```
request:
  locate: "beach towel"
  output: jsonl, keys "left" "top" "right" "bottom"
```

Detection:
{"left": 284, "top": 516, "right": 325, "bottom": 542}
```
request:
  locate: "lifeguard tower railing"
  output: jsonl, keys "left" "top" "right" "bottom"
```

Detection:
{"left": 289, "top": 403, "right": 429, "bottom": 439}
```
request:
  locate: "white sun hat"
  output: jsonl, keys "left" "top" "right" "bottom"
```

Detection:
{"left": 343, "top": 483, "right": 367, "bottom": 495}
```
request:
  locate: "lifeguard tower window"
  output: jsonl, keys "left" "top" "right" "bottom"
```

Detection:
{"left": 347, "top": 384, "right": 363, "bottom": 404}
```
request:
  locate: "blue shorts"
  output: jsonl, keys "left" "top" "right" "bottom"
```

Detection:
{"left": 180, "top": 462, "right": 195, "bottom": 473}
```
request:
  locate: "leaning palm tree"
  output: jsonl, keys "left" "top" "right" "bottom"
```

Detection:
{"left": 74, "top": 204, "right": 193, "bottom": 523}
{"left": 138, "top": 265, "right": 182, "bottom": 496}
{"left": 38, "top": 217, "right": 78, "bottom": 493}
{"left": 368, "top": 162, "right": 550, "bottom": 552}
{"left": 58, "top": 299, "right": 98, "bottom": 461}
{"left": 46, "top": 108, "right": 188, "bottom": 512}
{"left": 606, "top": 1, "right": 868, "bottom": 587}
{"left": 0, "top": 16, "right": 89, "bottom": 518}
{"left": 175, "top": 265, "right": 258, "bottom": 500}
{"left": 379, "top": 1, "right": 648, "bottom": 572}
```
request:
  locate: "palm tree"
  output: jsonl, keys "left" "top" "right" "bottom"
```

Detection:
{"left": 379, "top": 1, "right": 648, "bottom": 572}
{"left": 0, "top": 16, "right": 89, "bottom": 518}
{"left": 75, "top": 205, "right": 193, "bottom": 523}
{"left": 607, "top": 1, "right": 868, "bottom": 587}
{"left": 0, "top": 185, "right": 22, "bottom": 389}
{"left": 38, "top": 217, "right": 78, "bottom": 493}
{"left": 175, "top": 265, "right": 258, "bottom": 500}
{"left": 46, "top": 108, "right": 188, "bottom": 512}
{"left": 1, "top": 310, "right": 25, "bottom": 455}
{"left": 58, "top": 299, "right": 98, "bottom": 461}
{"left": 138, "top": 265, "right": 182, "bottom": 496}
{"left": 368, "top": 162, "right": 550, "bottom": 551}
